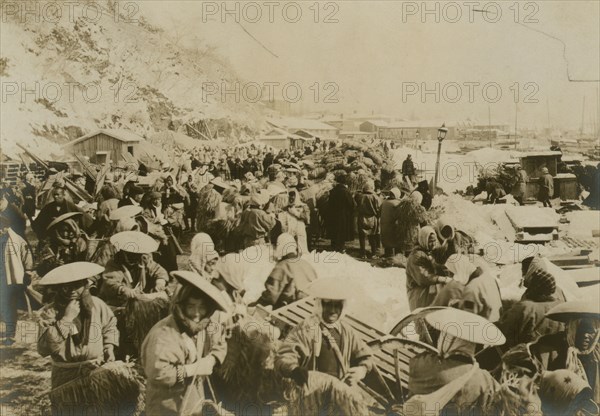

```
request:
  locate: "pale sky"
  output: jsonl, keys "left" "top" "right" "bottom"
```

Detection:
{"left": 140, "top": 1, "right": 600, "bottom": 130}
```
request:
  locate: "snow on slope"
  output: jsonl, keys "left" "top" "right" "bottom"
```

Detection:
{"left": 1, "top": 0, "right": 263, "bottom": 159}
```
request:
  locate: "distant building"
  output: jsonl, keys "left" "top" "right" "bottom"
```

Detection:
{"left": 64, "top": 129, "right": 142, "bottom": 164}
{"left": 267, "top": 117, "right": 339, "bottom": 139}
{"left": 360, "top": 120, "right": 456, "bottom": 141}
{"left": 359, "top": 120, "right": 390, "bottom": 138}
{"left": 338, "top": 131, "right": 376, "bottom": 141}
{"left": 259, "top": 127, "right": 310, "bottom": 150}
{"left": 348, "top": 113, "right": 397, "bottom": 124}
{"left": 319, "top": 114, "right": 357, "bottom": 131}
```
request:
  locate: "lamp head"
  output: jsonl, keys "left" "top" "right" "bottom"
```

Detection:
{"left": 438, "top": 124, "right": 448, "bottom": 142}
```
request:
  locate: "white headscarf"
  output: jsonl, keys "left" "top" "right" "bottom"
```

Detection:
{"left": 189, "top": 233, "right": 219, "bottom": 279}
{"left": 445, "top": 254, "right": 477, "bottom": 285}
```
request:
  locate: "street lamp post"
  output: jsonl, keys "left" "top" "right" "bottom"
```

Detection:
{"left": 433, "top": 123, "right": 448, "bottom": 192}
{"left": 415, "top": 130, "right": 420, "bottom": 150}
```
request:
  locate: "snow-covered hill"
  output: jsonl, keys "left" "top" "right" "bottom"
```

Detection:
{"left": 0, "top": 0, "right": 264, "bottom": 160}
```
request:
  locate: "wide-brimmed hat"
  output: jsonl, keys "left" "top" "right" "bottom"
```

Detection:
{"left": 539, "top": 370, "right": 592, "bottom": 414}
{"left": 39, "top": 262, "right": 104, "bottom": 286}
{"left": 249, "top": 191, "right": 270, "bottom": 207}
{"left": 46, "top": 212, "right": 83, "bottom": 231}
{"left": 266, "top": 183, "right": 287, "bottom": 198}
{"left": 109, "top": 205, "right": 143, "bottom": 221}
{"left": 77, "top": 201, "right": 97, "bottom": 211}
{"left": 171, "top": 270, "right": 230, "bottom": 312}
{"left": 546, "top": 301, "right": 600, "bottom": 323}
{"left": 110, "top": 231, "right": 159, "bottom": 253}
{"left": 307, "top": 277, "right": 355, "bottom": 301}
{"left": 425, "top": 308, "right": 506, "bottom": 346}
{"left": 210, "top": 177, "right": 230, "bottom": 190}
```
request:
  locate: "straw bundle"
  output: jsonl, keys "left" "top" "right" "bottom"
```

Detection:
{"left": 205, "top": 217, "right": 241, "bottom": 253}
{"left": 124, "top": 297, "right": 170, "bottom": 355}
{"left": 48, "top": 361, "right": 145, "bottom": 416}
{"left": 285, "top": 371, "right": 373, "bottom": 416}
{"left": 300, "top": 181, "right": 333, "bottom": 204}
{"left": 213, "top": 317, "right": 286, "bottom": 406}
{"left": 308, "top": 167, "right": 328, "bottom": 180}
{"left": 346, "top": 172, "right": 374, "bottom": 195}
{"left": 196, "top": 186, "right": 222, "bottom": 229}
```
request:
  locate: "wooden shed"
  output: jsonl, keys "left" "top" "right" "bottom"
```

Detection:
{"left": 259, "top": 128, "right": 308, "bottom": 150}
{"left": 519, "top": 151, "right": 561, "bottom": 177}
{"left": 519, "top": 151, "right": 563, "bottom": 200}
{"left": 64, "top": 129, "right": 142, "bottom": 165}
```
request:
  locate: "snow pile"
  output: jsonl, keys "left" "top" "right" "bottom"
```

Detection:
{"left": 431, "top": 195, "right": 502, "bottom": 241}
{"left": 240, "top": 246, "right": 409, "bottom": 333}
{"left": 465, "top": 148, "right": 519, "bottom": 167}
{"left": 566, "top": 211, "right": 600, "bottom": 239}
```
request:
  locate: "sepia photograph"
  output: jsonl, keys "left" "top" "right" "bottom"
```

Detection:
{"left": 0, "top": 1, "right": 599, "bottom": 415}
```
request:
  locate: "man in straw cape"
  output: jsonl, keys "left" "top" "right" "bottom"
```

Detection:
{"left": 405, "top": 308, "right": 506, "bottom": 415}
{"left": 36, "top": 262, "right": 119, "bottom": 413}
{"left": 141, "top": 270, "right": 229, "bottom": 415}
{"left": 275, "top": 277, "right": 373, "bottom": 388}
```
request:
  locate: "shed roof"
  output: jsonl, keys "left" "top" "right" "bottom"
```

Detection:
{"left": 65, "top": 129, "right": 143, "bottom": 147}
{"left": 360, "top": 120, "right": 389, "bottom": 128}
{"left": 520, "top": 151, "right": 562, "bottom": 157}
{"left": 268, "top": 117, "right": 339, "bottom": 131}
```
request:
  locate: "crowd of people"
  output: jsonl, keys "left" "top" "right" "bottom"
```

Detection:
{"left": 0, "top": 140, "right": 598, "bottom": 415}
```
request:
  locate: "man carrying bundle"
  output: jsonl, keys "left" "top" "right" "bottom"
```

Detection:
{"left": 37, "top": 262, "right": 121, "bottom": 414}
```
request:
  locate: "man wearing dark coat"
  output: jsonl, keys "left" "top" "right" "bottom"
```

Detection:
{"left": 32, "top": 185, "right": 86, "bottom": 240}
{"left": 327, "top": 173, "right": 355, "bottom": 252}
{"left": 402, "top": 154, "right": 416, "bottom": 186}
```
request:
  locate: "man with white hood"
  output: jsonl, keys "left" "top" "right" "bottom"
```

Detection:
{"left": 275, "top": 277, "right": 374, "bottom": 387}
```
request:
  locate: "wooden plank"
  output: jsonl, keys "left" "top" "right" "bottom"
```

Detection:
{"left": 548, "top": 255, "right": 590, "bottom": 267}
{"left": 568, "top": 267, "right": 600, "bottom": 286}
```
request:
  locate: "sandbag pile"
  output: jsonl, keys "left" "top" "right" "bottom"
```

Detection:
{"left": 305, "top": 141, "right": 394, "bottom": 179}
